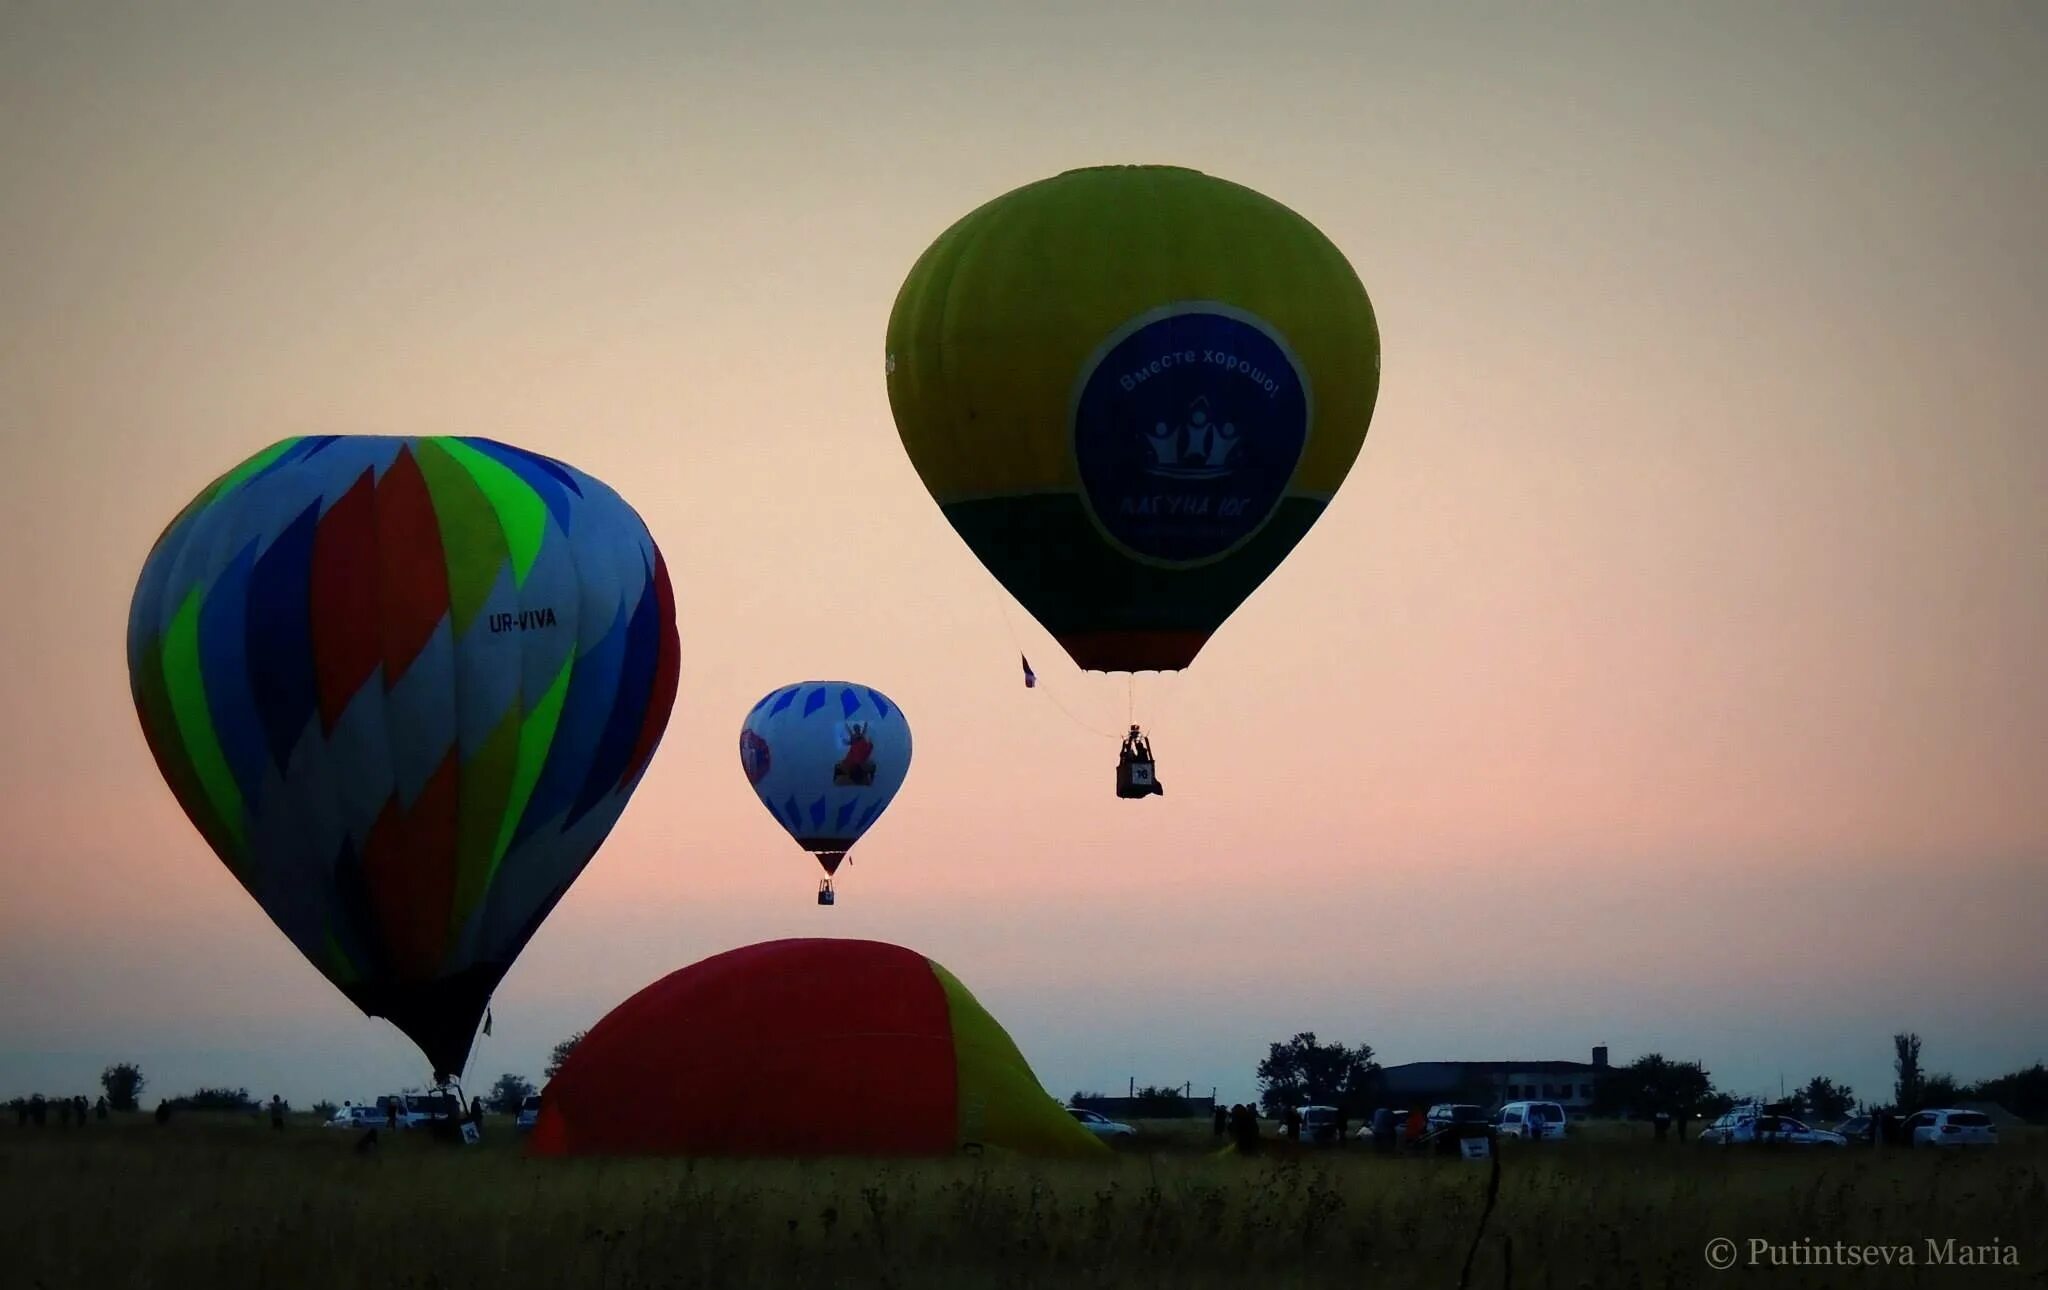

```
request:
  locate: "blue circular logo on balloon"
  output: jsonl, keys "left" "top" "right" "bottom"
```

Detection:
{"left": 1071, "top": 304, "right": 1311, "bottom": 565}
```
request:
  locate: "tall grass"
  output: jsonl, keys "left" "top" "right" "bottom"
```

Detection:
{"left": 3, "top": 1116, "right": 2040, "bottom": 1288}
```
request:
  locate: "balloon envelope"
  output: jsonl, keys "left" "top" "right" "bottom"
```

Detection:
{"left": 127, "top": 435, "right": 680, "bottom": 1078}
{"left": 739, "top": 681, "right": 910, "bottom": 875}
{"left": 886, "top": 164, "right": 1381, "bottom": 672}
{"left": 530, "top": 938, "right": 1106, "bottom": 1158}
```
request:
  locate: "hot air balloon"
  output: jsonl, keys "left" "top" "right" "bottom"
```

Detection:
{"left": 739, "top": 682, "right": 909, "bottom": 904}
{"left": 127, "top": 435, "right": 680, "bottom": 1083}
{"left": 885, "top": 165, "right": 1381, "bottom": 794}
{"left": 529, "top": 938, "right": 1107, "bottom": 1159}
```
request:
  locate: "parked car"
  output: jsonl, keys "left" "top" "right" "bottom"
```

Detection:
{"left": 322, "top": 1104, "right": 386, "bottom": 1130}
{"left": 1427, "top": 1104, "right": 1491, "bottom": 1131}
{"left": 515, "top": 1094, "right": 543, "bottom": 1134}
{"left": 371, "top": 1092, "right": 462, "bottom": 1129}
{"left": 1904, "top": 1109, "right": 1998, "bottom": 1148}
{"left": 1297, "top": 1105, "right": 1345, "bottom": 1145}
{"left": 411, "top": 1092, "right": 463, "bottom": 1123}
{"left": 1699, "top": 1105, "right": 1845, "bottom": 1146}
{"left": 1832, "top": 1114, "right": 1873, "bottom": 1142}
{"left": 1497, "top": 1101, "right": 1568, "bottom": 1140}
{"left": 1067, "top": 1108, "right": 1135, "bottom": 1139}
{"left": 1353, "top": 1108, "right": 1412, "bottom": 1141}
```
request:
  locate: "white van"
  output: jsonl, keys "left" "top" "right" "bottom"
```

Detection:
{"left": 1497, "top": 1101, "right": 1568, "bottom": 1140}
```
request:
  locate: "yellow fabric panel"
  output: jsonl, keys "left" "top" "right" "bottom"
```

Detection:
{"left": 886, "top": 165, "right": 1380, "bottom": 505}
{"left": 928, "top": 959, "right": 1109, "bottom": 1159}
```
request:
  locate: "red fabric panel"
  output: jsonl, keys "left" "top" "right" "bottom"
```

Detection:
{"left": 618, "top": 546, "right": 680, "bottom": 788}
{"left": 371, "top": 445, "right": 450, "bottom": 687}
{"left": 358, "top": 750, "right": 460, "bottom": 980}
{"left": 531, "top": 939, "right": 958, "bottom": 1157}
{"left": 310, "top": 469, "right": 382, "bottom": 731}
{"left": 1055, "top": 629, "right": 1212, "bottom": 672}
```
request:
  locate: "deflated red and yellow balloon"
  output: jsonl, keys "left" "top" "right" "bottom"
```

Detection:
{"left": 531, "top": 938, "right": 1106, "bottom": 1158}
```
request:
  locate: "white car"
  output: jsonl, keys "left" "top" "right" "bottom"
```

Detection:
{"left": 1497, "top": 1101, "right": 1568, "bottom": 1140}
{"left": 1700, "top": 1107, "right": 1845, "bottom": 1146}
{"left": 515, "top": 1094, "right": 542, "bottom": 1134}
{"left": 1297, "top": 1105, "right": 1345, "bottom": 1145}
{"left": 322, "top": 1105, "right": 386, "bottom": 1130}
{"left": 1905, "top": 1109, "right": 1998, "bottom": 1147}
{"left": 364, "top": 1092, "right": 463, "bottom": 1129}
{"left": 1067, "top": 1108, "right": 1136, "bottom": 1139}
{"left": 1754, "top": 1115, "right": 1846, "bottom": 1146}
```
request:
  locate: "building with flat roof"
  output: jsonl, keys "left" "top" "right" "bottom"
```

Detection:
{"left": 1376, "top": 1046, "right": 1613, "bottom": 1117}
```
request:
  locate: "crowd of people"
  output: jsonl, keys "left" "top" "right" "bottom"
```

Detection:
{"left": 1206, "top": 1102, "right": 1499, "bottom": 1155}
{"left": 9, "top": 1094, "right": 109, "bottom": 1126}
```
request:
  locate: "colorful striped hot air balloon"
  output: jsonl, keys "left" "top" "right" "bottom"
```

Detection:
{"left": 127, "top": 435, "right": 680, "bottom": 1081}
{"left": 886, "top": 165, "right": 1382, "bottom": 675}
{"left": 529, "top": 939, "right": 1107, "bottom": 1159}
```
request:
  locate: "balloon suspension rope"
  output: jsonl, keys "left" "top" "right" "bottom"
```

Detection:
{"left": 994, "top": 597, "right": 1122, "bottom": 741}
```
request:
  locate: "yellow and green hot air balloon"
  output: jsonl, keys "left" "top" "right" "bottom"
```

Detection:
{"left": 886, "top": 165, "right": 1381, "bottom": 688}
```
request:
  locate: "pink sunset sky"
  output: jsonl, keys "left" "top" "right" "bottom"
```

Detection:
{"left": 2, "top": 3, "right": 2042, "bottom": 1110}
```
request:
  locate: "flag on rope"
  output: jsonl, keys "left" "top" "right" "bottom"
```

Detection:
{"left": 1021, "top": 654, "right": 1037, "bottom": 688}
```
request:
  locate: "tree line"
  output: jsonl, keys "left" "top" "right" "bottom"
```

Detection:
{"left": 22, "top": 1030, "right": 2044, "bottom": 1126}
{"left": 1249, "top": 1031, "right": 2047, "bottom": 1122}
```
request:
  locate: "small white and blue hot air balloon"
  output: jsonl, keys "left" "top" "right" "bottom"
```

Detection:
{"left": 739, "top": 681, "right": 911, "bottom": 905}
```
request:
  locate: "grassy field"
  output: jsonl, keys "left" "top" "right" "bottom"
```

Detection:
{"left": 3, "top": 1115, "right": 2042, "bottom": 1288}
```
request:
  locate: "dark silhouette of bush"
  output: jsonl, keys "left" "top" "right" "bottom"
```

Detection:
{"left": 100, "top": 1063, "right": 146, "bottom": 1113}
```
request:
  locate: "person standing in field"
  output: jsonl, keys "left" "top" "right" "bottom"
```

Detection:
{"left": 1230, "top": 1104, "right": 1262, "bottom": 1156}
{"left": 94, "top": 1096, "right": 108, "bottom": 1122}
{"left": 269, "top": 1095, "right": 286, "bottom": 1130}
{"left": 1212, "top": 1103, "right": 1227, "bottom": 1138}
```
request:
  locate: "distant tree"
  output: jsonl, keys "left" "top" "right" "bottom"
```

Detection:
{"left": 163, "top": 1087, "right": 257, "bottom": 1112}
{"left": 1255, "top": 1032, "right": 1379, "bottom": 1116}
{"left": 489, "top": 1073, "right": 537, "bottom": 1113}
{"left": 311, "top": 1100, "right": 338, "bottom": 1120}
{"left": 1591, "top": 1054, "right": 1718, "bottom": 1119}
{"left": 1965, "top": 1063, "right": 2048, "bottom": 1122}
{"left": 1797, "top": 1076, "right": 1854, "bottom": 1122}
{"left": 1069, "top": 1090, "right": 1109, "bottom": 1106}
{"left": 545, "top": 1031, "right": 587, "bottom": 1082}
{"left": 1892, "top": 1033, "right": 1923, "bottom": 1110}
{"left": 100, "top": 1063, "right": 146, "bottom": 1113}
{"left": 1918, "top": 1073, "right": 1960, "bottom": 1108}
